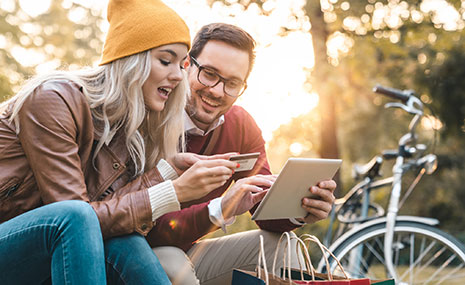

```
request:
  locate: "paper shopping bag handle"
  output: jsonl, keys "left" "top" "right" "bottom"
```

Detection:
{"left": 300, "top": 234, "right": 349, "bottom": 280}
{"left": 257, "top": 235, "right": 269, "bottom": 284}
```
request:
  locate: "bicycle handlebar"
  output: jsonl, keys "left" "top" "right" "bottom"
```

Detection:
{"left": 373, "top": 85, "right": 413, "bottom": 103}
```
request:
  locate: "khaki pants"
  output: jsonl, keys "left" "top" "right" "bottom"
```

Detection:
{"left": 153, "top": 230, "right": 304, "bottom": 285}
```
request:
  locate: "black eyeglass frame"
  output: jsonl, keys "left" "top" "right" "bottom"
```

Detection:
{"left": 190, "top": 56, "right": 247, "bottom": 98}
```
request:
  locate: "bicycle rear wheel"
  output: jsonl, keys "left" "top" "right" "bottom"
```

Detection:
{"left": 325, "top": 221, "right": 465, "bottom": 284}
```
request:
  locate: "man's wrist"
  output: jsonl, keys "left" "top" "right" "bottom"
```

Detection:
{"left": 208, "top": 197, "right": 235, "bottom": 232}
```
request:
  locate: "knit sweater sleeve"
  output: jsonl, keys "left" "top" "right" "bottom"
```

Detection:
{"left": 145, "top": 201, "right": 215, "bottom": 251}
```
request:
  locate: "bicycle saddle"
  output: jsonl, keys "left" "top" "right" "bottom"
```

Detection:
{"left": 352, "top": 155, "right": 383, "bottom": 180}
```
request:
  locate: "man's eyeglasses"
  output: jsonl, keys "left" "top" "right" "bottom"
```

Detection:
{"left": 190, "top": 56, "right": 247, "bottom": 98}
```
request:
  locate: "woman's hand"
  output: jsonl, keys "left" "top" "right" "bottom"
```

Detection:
{"left": 169, "top": 152, "right": 238, "bottom": 175}
{"left": 172, "top": 159, "right": 238, "bottom": 202}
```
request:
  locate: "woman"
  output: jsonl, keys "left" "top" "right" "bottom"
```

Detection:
{"left": 0, "top": 0, "right": 237, "bottom": 283}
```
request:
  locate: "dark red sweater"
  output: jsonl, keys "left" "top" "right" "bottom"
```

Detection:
{"left": 146, "top": 106, "right": 298, "bottom": 251}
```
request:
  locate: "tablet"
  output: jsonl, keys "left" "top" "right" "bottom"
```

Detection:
{"left": 251, "top": 158, "right": 342, "bottom": 220}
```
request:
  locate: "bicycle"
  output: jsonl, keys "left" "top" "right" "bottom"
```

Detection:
{"left": 315, "top": 85, "right": 465, "bottom": 284}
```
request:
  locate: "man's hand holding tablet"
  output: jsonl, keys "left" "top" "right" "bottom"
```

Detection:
{"left": 251, "top": 158, "right": 341, "bottom": 223}
{"left": 297, "top": 179, "right": 337, "bottom": 224}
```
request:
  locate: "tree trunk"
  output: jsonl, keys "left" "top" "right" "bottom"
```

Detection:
{"left": 304, "top": 1, "right": 341, "bottom": 192}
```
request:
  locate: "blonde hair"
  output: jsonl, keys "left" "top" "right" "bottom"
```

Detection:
{"left": 1, "top": 50, "right": 186, "bottom": 175}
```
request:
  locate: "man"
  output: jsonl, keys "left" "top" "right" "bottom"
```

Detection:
{"left": 147, "top": 23, "right": 336, "bottom": 284}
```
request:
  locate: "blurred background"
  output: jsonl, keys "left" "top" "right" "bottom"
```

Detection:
{"left": 1, "top": 0, "right": 465, "bottom": 242}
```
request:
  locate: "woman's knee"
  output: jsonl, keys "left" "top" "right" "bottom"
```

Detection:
{"left": 52, "top": 200, "right": 100, "bottom": 231}
{"left": 49, "top": 200, "right": 96, "bottom": 220}
{"left": 60, "top": 200, "right": 97, "bottom": 219}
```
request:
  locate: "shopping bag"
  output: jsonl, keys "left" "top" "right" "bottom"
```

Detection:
{"left": 271, "top": 232, "right": 356, "bottom": 284}
{"left": 234, "top": 268, "right": 352, "bottom": 285}
{"left": 279, "top": 268, "right": 394, "bottom": 285}
{"left": 231, "top": 268, "right": 266, "bottom": 285}
{"left": 232, "top": 232, "right": 393, "bottom": 285}
{"left": 232, "top": 232, "right": 360, "bottom": 284}
{"left": 296, "top": 234, "right": 372, "bottom": 284}
{"left": 281, "top": 269, "right": 375, "bottom": 284}
{"left": 232, "top": 233, "right": 315, "bottom": 285}
{"left": 295, "top": 234, "right": 396, "bottom": 285}
{"left": 370, "top": 280, "right": 395, "bottom": 285}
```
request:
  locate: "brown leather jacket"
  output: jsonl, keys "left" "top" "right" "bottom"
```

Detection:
{"left": 0, "top": 80, "right": 164, "bottom": 239}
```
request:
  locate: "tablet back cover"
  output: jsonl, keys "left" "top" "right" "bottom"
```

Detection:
{"left": 251, "top": 158, "right": 342, "bottom": 220}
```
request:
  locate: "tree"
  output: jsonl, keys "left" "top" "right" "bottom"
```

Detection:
{"left": 304, "top": 1, "right": 339, "bottom": 162}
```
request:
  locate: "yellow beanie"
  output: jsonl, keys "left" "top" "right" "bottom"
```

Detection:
{"left": 100, "top": 0, "right": 191, "bottom": 65}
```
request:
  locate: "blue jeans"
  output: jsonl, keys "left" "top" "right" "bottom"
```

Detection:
{"left": 105, "top": 233, "right": 171, "bottom": 284}
{"left": 0, "top": 200, "right": 106, "bottom": 284}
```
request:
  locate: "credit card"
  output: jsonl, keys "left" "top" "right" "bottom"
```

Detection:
{"left": 229, "top": 152, "right": 260, "bottom": 172}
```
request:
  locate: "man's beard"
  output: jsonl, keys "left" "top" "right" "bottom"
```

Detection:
{"left": 186, "top": 91, "right": 222, "bottom": 125}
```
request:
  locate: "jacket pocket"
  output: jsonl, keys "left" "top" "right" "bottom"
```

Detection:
{"left": 0, "top": 178, "right": 22, "bottom": 199}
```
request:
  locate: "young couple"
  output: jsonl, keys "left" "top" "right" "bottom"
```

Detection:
{"left": 0, "top": 0, "right": 336, "bottom": 284}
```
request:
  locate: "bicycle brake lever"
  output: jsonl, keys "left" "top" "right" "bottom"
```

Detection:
{"left": 417, "top": 154, "right": 438, "bottom": 174}
{"left": 384, "top": 102, "right": 411, "bottom": 114}
{"left": 385, "top": 97, "right": 423, "bottom": 115}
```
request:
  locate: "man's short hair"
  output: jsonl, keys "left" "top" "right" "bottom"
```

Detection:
{"left": 190, "top": 23, "right": 256, "bottom": 80}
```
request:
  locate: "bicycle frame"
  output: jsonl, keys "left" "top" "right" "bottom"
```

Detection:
{"left": 323, "top": 176, "right": 394, "bottom": 246}
{"left": 385, "top": 108, "right": 423, "bottom": 279}
{"left": 385, "top": 152, "right": 407, "bottom": 279}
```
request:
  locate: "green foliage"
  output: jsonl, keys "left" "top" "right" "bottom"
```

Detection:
{"left": 0, "top": 1, "right": 104, "bottom": 100}
{"left": 416, "top": 46, "right": 465, "bottom": 137}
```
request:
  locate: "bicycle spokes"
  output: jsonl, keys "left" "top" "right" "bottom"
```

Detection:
{"left": 329, "top": 222, "right": 465, "bottom": 285}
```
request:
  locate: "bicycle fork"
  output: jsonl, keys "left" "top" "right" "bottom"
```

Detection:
{"left": 384, "top": 155, "right": 404, "bottom": 281}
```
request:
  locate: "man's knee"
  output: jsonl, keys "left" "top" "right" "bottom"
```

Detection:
{"left": 153, "top": 246, "right": 199, "bottom": 285}
{"left": 252, "top": 230, "right": 291, "bottom": 255}
{"left": 252, "top": 230, "right": 304, "bottom": 273}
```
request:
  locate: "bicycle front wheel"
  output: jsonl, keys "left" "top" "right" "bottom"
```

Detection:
{"left": 326, "top": 221, "right": 465, "bottom": 284}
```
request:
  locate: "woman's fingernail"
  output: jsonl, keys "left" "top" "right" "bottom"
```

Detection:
{"left": 236, "top": 163, "right": 240, "bottom": 168}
